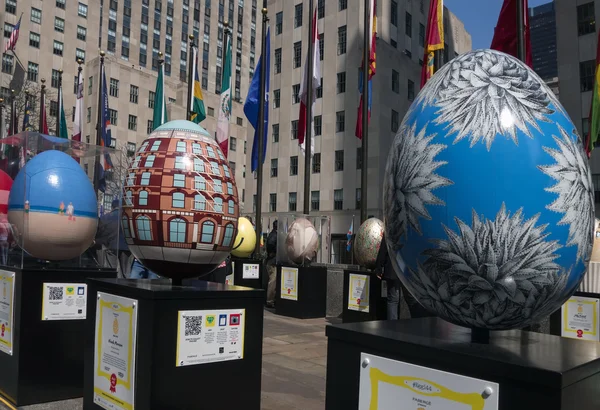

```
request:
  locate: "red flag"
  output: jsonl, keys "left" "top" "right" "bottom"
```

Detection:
{"left": 490, "top": 0, "right": 532, "bottom": 68}
{"left": 40, "top": 95, "right": 49, "bottom": 134}
{"left": 355, "top": 0, "right": 377, "bottom": 140}
{"left": 420, "top": 0, "right": 444, "bottom": 87}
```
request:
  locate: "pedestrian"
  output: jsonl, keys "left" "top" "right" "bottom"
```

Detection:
{"left": 95, "top": 199, "right": 133, "bottom": 278}
{"left": 265, "top": 220, "right": 278, "bottom": 307}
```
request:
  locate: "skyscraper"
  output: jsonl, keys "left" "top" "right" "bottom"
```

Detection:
{"left": 530, "top": 1, "right": 558, "bottom": 81}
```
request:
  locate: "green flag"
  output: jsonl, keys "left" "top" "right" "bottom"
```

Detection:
{"left": 152, "top": 62, "right": 168, "bottom": 131}
{"left": 58, "top": 88, "right": 68, "bottom": 139}
{"left": 190, "top": 46, "right": 206, "bottom": 124}
{"left": 216, "top": 34, "right": 232, "bottom": 157}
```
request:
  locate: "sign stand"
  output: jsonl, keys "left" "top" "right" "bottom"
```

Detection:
{"left": 275, "top": 264, "right": 327, "bottom": 319}
{"left": 341, "top": 269, "right": 387, "bottom": 323}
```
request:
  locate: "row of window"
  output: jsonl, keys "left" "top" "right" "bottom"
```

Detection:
{"left": 260, "top": 189, "right": 362, "bottom": 213}
{"left": 125, "top": 190, "right": 236, "bottom": 215}
{"left": 274, "top": 0, "right": 348, "bottom": 35}
{"left": 122, "top": 215, "right": 235, "bottom": 247}
{"left": 270, "top": 149, "right": 364, "bottom": 178}
{"left": 4, "top": 2, "right": 89, "bottom": 19}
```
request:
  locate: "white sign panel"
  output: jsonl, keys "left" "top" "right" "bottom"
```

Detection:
{"left": 41, "top": 283, "right": 87, "bottom": 321}
{"left": 280, "top": 267, "right": 298, "bottom": 301}
{"left": 176, "top": 308, "right": 245, "bottom": 367}
{"left": 0, "top": 270, "right": 14, "bottom": 355}
{"left": 561, "top": 296, "right": 600, "bottom": 341}
{"left": 348, "top": 273, "right": 370, "bottom": 312}
{"left": 242, "top": 263, "right": 260, "bottom": 279}
{"left": 359, "top": 353, "right": 499, "bottom": 410}
{"left": 93, "top": 292, "right": 138, "bottom": 410}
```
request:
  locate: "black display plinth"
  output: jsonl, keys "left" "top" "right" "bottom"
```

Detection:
{"left": 83, "top": 278, "right": 265, "bottom": 410}
{"left": 342, "top": 269, "right": 386, "bottom": 323}
{"left": 0, "top": 267, "right": 116, "bottom": 407}
{"left": 232, "top": 257, "right": 264, "bottom": 290}
{"left": 275, "top": 264, "right": 327, "bottom": 319}
{"left": 326, "top": 317, "right": 600, "bottom": 410}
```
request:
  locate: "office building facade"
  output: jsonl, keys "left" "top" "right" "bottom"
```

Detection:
{"left": 530, "top": 1, "right": 558, "bottom": 81}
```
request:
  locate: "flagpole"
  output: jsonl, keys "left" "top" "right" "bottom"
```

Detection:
{"left": 360, "top": 0, "right": 370, "bottom": 224}
{"left": 186, "top": 35, "right": 195, "bottom": 121}
{"left": 254, "top": 5, "right": 268, "bottom": 256}
{"left": 9, "top": 89, "right": 15, "bottom": 136}
{"left": 94, "top": 51, "right": 105, "bottom": 193}
{"left": 56, "top": 69, "right": 63, "bottom": 136}
{"left": 302, "top": 0, "right": 315, "bottom": 216}
{"left": 21, "top": 90, "right": 29, "bottom": 132}
{"left": 39, "top": 79, "right": 46, "bottom": 132}
{"left": 516, "top": 0, "right": 525, "bottom": 62}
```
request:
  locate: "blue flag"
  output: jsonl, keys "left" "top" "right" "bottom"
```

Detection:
{"left": 244, "top": 28, "right": 270, "bottom": 173}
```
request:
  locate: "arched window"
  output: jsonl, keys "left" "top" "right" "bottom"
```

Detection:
{"left": 194, "top": 175, "right": 206, "bottom": 190}
{"left": 169, "top": 218, "right": 187, "bottom": 243}
{"left": 222, "top": 224, "right": 234, "bottom": 247}
{"left": 227, "top": 182, "right": 233, "bottom": 195}
{"left": 125, "top": 190, "right": 133, "bottom": 206}
{"left": 212, "top": 180, "right": 222, "bottom": 193}
{"left": 176, "top": 141, "right": 187, "bottom": 152}
{"left": 121, "top": 216, "right": 132, "bottom": 239}
{"left": 194, "top": 194, "right": 206, "bottom": 210}
{"left": 214, "top": 197, "right": 223, "bottom": 213}
{"left": 151, "top": 140, "right": 161, "bottom": 151}
{"left": 228, "top": 199, "right": 235, "bottom": 215}
{"left": 133, "top": 155, "right": 142, "bottom": 167}
{"left": 200, "top": 221, "right": 215, "bottom": 243}
{"left": 141, "top": 172, "right": 151, "bottom": 185}
{"left": 210, "top": 161, "right": 221, "bottom": 175}
{"left": 175, "top": 156, "right": 187, "bottom": 170}
{"left": 223, "top": 165, "right": 231, "bottom": 178}
{"left": 139, "top": 190, "right": 149, "bottom": 206}
{"left": 145, "top": 155, "right": 156, "bottom": 167}
{"left": 194, "top": 158, "right": 204, "bottom": 172}
{"left": 192, "top": 143, "right": 202, "bottom": 155}
{"left": 172, "top": 192, "right": 185, "bottom": 208}
{"left": 217, "top": 149, "right": 225, "bottom": 160}
{"left": 136, "top": 216, "right": 152, "bottom": 241}
{"left": 206, "top": 146, "right": 216, "bottom": 158}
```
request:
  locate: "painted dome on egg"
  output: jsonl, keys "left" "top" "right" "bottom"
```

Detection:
{"left": 383, "top": 49, "right": 594, "bottom": 330}
{"left": 122, "top": 120, "right": 239, "bottom": 279}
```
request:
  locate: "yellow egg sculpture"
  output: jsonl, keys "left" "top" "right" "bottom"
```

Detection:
{"left": 231, "top": 217, "right": 256, "bottom": 258}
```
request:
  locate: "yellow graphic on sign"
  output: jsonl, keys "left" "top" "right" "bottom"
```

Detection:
{"left": 113, "top": 317, "right": 119, "bottom": 335}
{"left": 66, "top": 286, "right": 75, "bottom": 295}
{"left": 205, "top": 315, "right": 216, "bottom": 327}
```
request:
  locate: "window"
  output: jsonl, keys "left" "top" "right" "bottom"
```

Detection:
{"left": 272, "top": 124, "right": 280, "bottom": 142}
{"left": 121, "top": 216, "right": 131, "bottom": 239}
{"left": 87, "top": 107, "right": 92, "bottom": 123}
{"left": 55, "top": 17, "right": 65, "bottom": 32}
{"left": 151, "top": 140, "right": 162, "bottom": 151}
{"left": 200, "top": 221, "right": 215, "bottom": 243}
{"left": 339, "top": 0, "right": 347, "bottom": 11}
{"left": 318, "top": 0, "right": 325, "bottom": 19}
{"left": 77, "top": 26, "right": 87, "bottom": 41}
{"left": 53, "top": 41, "right": 64, "bottom": 56}
{"left": 1, "top": 54, "right": 12, "bottom": 74}
{"left": 392, "top": 70, "right": 399, "bottom": 93}
{"left": 174, "top": 156, "right": 186, "bottom": 170}
{"left": 289, "top": 192, "right": 297, "bottom": 211}
{"left": 317, "top": 78, "right": 323, "bottom": 98}
{"left": 195, "top": 176, "right": 206, "bottom": 190}
{"left": 76, "top": 48, "right": 86, "bottom": 62}
{"left": 170, "top": 218, "right": 187, "bottom": 243}
{"left": 578, "top": 3, "right": 596, "bottom": 36}
{"left": 269, "top": 193, "right": 277, "bottom": 212}
{"left": 109, "top": 109, "right": 118, "bottom": 125}
{"left": 230, "top": 137, "right": 237, "bottom": 151}
{"left": 127, "top": 115, "right": 137, "bottom": 131}
{"left": 226, "top": 181, "right": 234, "bottom": 194}
{"left": 319, "top": 34, "right": 324, "bottom": 61}
{"left": 313, "top": 153, "right": 321, "bottom": 173}
{"left": 334, "top": 189, "right": 343, "bottom": 210}
{"left": 207, "top": 146, "right": 216, "bottom": 158}
{"left": 275, "top": 48, "right": 282, "bottom": 74}
{"left": 420, "top": 0, "right": 425, "bottom": 13}
{"left": 311, "top": 191, "right": 320, "bottom": 211}
{"left": 335, "top": 150, "right": 344, "bottom": 171}
{"left": 27, "top": 62, "right": 38, "bottom": 82}
{"left": 338, "top": 26, "right": 347, "bottom": 55}
{"left": 176, "top": 141, "right": 187, "bottom": 153}
{"left": 139, "top": 191, "right": 149, "bottom": 206}
{"left": 192, "top": 143, "right": 203, "bottom": 155}
{"left": 337, "top": 72, "right": 346, "bottom": 94}
{"left": 581, "top": 60, "right": 595, "bottom": 92}
{"left": 419, "top": 24, "right": 425, "bottom": 47}
{"left": 291, "top": 120, "right": 299, "bottom": 140}
{"left": 236, "top": 117, "right": 243, "bottom": 126}
{"left": 172, "top": 192, "right": 185, "bottom": 208}
{"left": 136, "top": 216, "right": 152, "bottom": 241}
{"left": 273, "top": 89, "right": 281, "bottom": 108}
{"left": 5, "top": 0, "right": 16, "bottom": 14}
{"left": 271, "top": 159, "right": 278, "bottom": 177}
{"left": 336, "top": 111, "right": 345, "bottom": 133}
{"left": 213, "top": 179, "right": 223, "bottom": 193}
{"left": 88, "top": 76, "right": 93, "bottom": 95}
{"left": 130, "top": 85, "right": 139, "bottom": 103}
{"left": 145, "top": 155, "right": 156, "bottom": 167}
{"left": 357, "top": 147, "right": 363, "bottom": 169}
{"left": 49, "top": 100, "right": 58, "bottom": 117}
{"left": 147, "top": 120, "right": 154, "bottom": 134}
{"left": 29, "top": 32, "right": 40, "bottom": 48}
{"left": 194, "top": 194, "right": 206, "bottom": 210}
{"left": 31, "top": 8, "right": 42, "bottom": 24}
{"left": 194, "top": 158, "right": 205, "bottom": 172}
{"left": 214, "top": 197, "right": 223, "bottom": 213}
{"left": 109, "top": 78, "right": 119, "bottom": 97}
{"left": 276, "top": 12, "right": 283, "bottom": 35}
{"left": 78, "top": 3, "right": 88, "bottom": 18}
{"left": 149, "top": 91, "right": 155, "bottom": 108}
{"left": 292, "top": 84, "right": 300, "bottom": 104}
{"left": 356, "top": 188, "right": 361, "bottom": 209}
{"left": 3, "top": 23, "right": 13, "bottom": 39}
{"left": 405, "top": 12, "right": 412, "bottom": 37}
{"left": 293, "top": 42, "right": 302, "bottom": 68}
{"left": 210, "top": 161, "right": 221, "bottom": 176}
{"left": 124, "top": 190, "right": 133, "bottom": 206}
{"left": 223, "top": 224, "right": 235, "bottom": 245}
{"left": 408, "top": 79, "right": 415, "bottom": 101}
{"left": 391, "top": 1, "right": 398, "bottom": 26}
{"left": 290, "top": 156, "right": 298, "bottom": 176}
{"left": 391, "top": 109, "right": 399, "bottom": 132}
{"left": 50, "top": 69, "right": 60, "bottom": 88}
{"left": 314, "top": 115, "right": 322, "bottom": 136}
{"left": 295, "top": 3, "right": 303, "bottom": 28}
{"left": 173, "top": 174, "right": 185, "bottom": 188}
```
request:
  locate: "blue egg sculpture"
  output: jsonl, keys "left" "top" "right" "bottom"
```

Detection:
{"left": 383, "top": 49, "right": 594, "bottom": 330}
{"left": 8, "top": 150, "right": 98, "bottom": 260}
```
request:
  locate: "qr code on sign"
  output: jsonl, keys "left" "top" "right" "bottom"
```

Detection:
{"left": 184, "top": 315, "right": 202, "bottom": 336}
{"left": 49, "top": 286, "right": 63, "bottom": 300}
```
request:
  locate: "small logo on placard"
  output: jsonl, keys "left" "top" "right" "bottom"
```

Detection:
{"left": 1, "top": 323, "right": 5, "bottom": 337}
{"left": 66, "top": 287, "right": 75, "bottom": 295}
{"left": 230, "top": 314, "right": 241, "bottom": 326}
{"left": 110, "top": 374, "right": 117, "bottom": 393}
{"left": 577, "top": 329, "right": 584, "bottom": 338}
{"left": 578, "top": 305, "right": 584, "bottom": 313}
{"left": 113, "top": 318, "right": 119, "bottom": 335}
{"left": 206, "top": 315, "right": 216, "bottom": 327}
{"left": 77, "top": 287, "right": 85, "bottom": 295}
{"left": 357, "top": 298, "right": 361, "bottom": 305}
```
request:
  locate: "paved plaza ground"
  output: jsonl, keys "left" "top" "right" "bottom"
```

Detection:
{"left": 0, "top": 309, "right": 334, "bottom": 410}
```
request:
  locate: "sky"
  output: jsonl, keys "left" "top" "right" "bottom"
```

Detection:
{"left": 443, "top": 0, "right": 553, "bottom": 49}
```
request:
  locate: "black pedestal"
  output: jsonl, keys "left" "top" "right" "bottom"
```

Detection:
{"left": 83, "top": 278, "right": 265, "bottom": 410}
{"left": 275, "top": 264, "right": 327, "bottom": 319}
{"left": 232, "top": 257, "right": 264, "bottom": 290}
{"left": 0, "top": 267, "right": 116, "bottom": 407}
{"left": 342, "top": 269, "right": 386, "bottom": 323}
{"left": 326, "top": 317, "right": 600, "bottom": 410}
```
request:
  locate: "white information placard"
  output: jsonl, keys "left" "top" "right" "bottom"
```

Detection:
{"left": 176, "top": 308, "right": 245, "bottom": 367}
{"left": 280, "top": 267, "right": 298, "bottom": 301}
{"left": 0, "top": 270, "right": 14, "bottom": 355}
{"left": 41, "top": 283, "right": 87, "bottom": 321}
{"left": 242, "top": 263, "right": 260, "bottom": 279}
{"left": 348, "top": 274, "right": 370, "bottom": 312}
{"left": 561, "top": 296, "right": 600, "bottom": 341}
{"left": 93, "top": 292, "right": 138, "bottom": 410}
{"left": 359, "top": 353, "right": 499, "bottom": 410}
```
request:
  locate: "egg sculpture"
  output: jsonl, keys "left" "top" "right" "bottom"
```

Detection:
{"left": 8, "top": 150, "right": 98, "bottom": 260}
{"left": 231, "top": 217, "right": 256, "bottom": 258}
{"left": 285, "top": 218, "right": 319, "bottom": 265}
{"left": 122, "top": 120, "right": 239, "bottom": 279}
{"left": 354, "top": 218, "right": 384, "bottom": 269}
{"left": 0, "top": 170, "right": 13, "bottom": 215}
{"left": 384, "top": 49, "right": 594, "bottom": 330}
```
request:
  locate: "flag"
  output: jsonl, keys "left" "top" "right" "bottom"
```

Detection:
{"left": 190, "top": 46, "right": 206, "bottom": 124}
{"left": 22, "top": 96, "right": 31, "bottom": 131}
{"left": 244, "top": 27, "right": 271, "bottom": 173}
{"left": 298, "top": 8, "right": 321, "bottom": 154}
{"left": 217, "top": 33, "right": 232, "bottom": 157}
{"left": 96, "top": 65, "right": 114, "bottom": 192}
{"left": 9, "top": 60, "right": 26, "bottom": 95}
{"left": 4, "top": 15, "right": 21, "bottom": 53}
{"left": 587, "top": 29, "right": 600, "bottom": 155}
{"left": 420, "top": 0, "right": 444, "bottom": 87}
{"left": 490, "top": 0, "right": 532, "bottom": 68}
{"left": 355, "top": 0, "right": 377, "bottom": 140}
{"left": 39, "top": 93, "right": 49, "bottom": 134}
{"left": 58, "top": 88, "right": 68, "bottom": 139}
{"left": 152, "top": 61, "right": 168, "bottom": 130}
{"left": 72, "top": 69, "right": 83, "bottom": 142}
{"left": 346, "top": 220, "right": 354, "bottom": 252}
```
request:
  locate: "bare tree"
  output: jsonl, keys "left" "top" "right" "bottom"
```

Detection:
{"left": 2, "top": 79, "right": 61, "bottom": 134}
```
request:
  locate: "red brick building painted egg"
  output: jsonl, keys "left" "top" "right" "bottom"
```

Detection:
{"left": 122, "top": 120, "right": 239, "bottom": 279}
